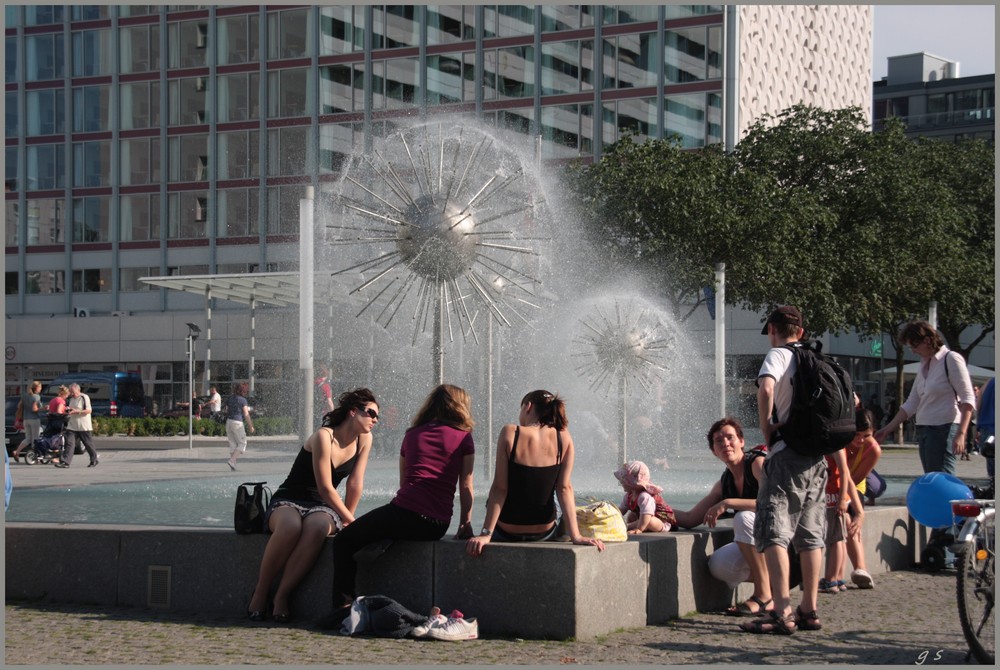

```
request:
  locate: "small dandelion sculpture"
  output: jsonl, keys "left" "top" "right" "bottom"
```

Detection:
{"left": 572, "top": 300, "right": 676, "bottom": 463}
{"left": 326, "top": 122, "right": 548, "bottom": 383}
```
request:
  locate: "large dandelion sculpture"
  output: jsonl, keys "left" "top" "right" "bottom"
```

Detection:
{"left": 572, "top": 300, "right": 676, "bottom": 463}
{"left": 326, "top": 122, "right": 548, "bottom": 384}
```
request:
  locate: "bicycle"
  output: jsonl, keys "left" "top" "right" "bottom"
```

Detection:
{"left": 950, "top": 496, "right": 995, "bottom": 664}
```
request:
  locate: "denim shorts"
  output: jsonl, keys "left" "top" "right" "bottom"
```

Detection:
{"left": 754, "top": 445, "right": 828, "bottom": 553}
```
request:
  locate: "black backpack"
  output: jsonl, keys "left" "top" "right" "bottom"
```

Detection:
{"left": 776, "top": 340, "right": 856, "bottom": 457}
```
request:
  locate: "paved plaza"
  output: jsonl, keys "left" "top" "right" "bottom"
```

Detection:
{"left": 5, "top": 438, "right": 993, "bottom": 665}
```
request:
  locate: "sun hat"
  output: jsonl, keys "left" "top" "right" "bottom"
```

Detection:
{"left": 613, "top": 460, "right": 663, "bottom": 496}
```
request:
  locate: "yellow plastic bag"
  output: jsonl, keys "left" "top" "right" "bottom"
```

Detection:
{"left": 575, "top": 500, "right": 628, "bottom": 542}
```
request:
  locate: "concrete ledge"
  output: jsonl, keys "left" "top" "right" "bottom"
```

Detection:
{"left": 5, "top": 506, "right": 926, "bottom": 639}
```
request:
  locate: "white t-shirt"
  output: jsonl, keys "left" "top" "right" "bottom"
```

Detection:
{"left": 757, "top": 346, "right": 796, "bottom": 453}
{"left": 208, "top": 391, "right": 222, "bottom": 413}
{"left": 66, "top": 393, "right": 94, "bottom": 432}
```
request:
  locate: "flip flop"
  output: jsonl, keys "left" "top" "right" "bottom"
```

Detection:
{"left": 739, "top": 609, "right": 796, "bottom": 635}
{"left": 725, "top": 595, "right": 773, "bottom": 617}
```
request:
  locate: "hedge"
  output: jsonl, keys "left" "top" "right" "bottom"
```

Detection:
{"left": 90, "top": 416, "right": 296, "bottom": 438}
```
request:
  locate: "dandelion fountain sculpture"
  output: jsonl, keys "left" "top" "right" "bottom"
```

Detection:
{"left": 326, "top": 122, "right": 549, "bottom": 384}
{"left": 572, "top": 300, "right": 678, "bottom": 464}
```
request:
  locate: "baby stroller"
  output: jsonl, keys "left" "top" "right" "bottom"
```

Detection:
{"left": 22, "top": 431, "right": 65, "bottom": 465}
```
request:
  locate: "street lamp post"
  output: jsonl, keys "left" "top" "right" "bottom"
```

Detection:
{"left": 186, "top": 323, "right": 201, "bottom": 450}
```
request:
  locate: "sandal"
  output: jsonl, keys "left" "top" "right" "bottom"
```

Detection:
{"left": 795, "top": 606, "right": 822, "bottom": 631}
{"left": 725, "top": 595, "right": 773, "bottom": 617}
{"left": 740, "top": 609, "right": 796, "bottom": 635}
{"left": 819, "top": 578, "right": 840, "bottom": 594}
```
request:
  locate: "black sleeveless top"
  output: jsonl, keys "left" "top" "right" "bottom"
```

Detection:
{"left": 498, "top": 427, "right": 563, "bottom": 525}
{"left": 720, "top": 448, "right": 766, "bottom": 501}
{"left": 273, "top": 440, "right": 359, "bottom": 503}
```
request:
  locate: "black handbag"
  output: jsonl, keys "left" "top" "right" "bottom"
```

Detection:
{"left": 234, "top": 481, "right": 271, "bottom": 534}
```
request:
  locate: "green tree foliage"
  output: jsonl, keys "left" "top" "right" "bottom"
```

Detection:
{"left": 568, "top": 104, "right": 994, "bottom": 368}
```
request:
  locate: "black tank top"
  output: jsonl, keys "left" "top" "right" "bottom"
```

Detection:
{"left": 274, "top": 440, "right": 359, "bottom": 503}
{"left": 498, "top": 427, "right": 563, "bottom": 525}
{"left": 720, "top": 448, "right": 766, "bottom": 500}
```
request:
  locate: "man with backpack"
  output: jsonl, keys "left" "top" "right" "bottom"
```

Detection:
{"left": 741, "top": 306, "right": 854, "bottom": 635}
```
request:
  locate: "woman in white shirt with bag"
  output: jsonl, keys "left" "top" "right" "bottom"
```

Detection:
{"left": 875, "top": 320, "right": 976, "bottom": 475}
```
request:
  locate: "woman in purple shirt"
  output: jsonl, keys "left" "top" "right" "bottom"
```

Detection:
{"left": 326, "top": 384, "right": 475, "bottom": 622}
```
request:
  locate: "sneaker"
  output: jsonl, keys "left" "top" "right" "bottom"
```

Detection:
{"left": 410, "top": 607, "right": 447, "bottom": 638}
{"left": 425, "top": 616, "right": 479, "bottom": 641}
{"left": 851, "top": 569, "right": 874, "bottom": 589}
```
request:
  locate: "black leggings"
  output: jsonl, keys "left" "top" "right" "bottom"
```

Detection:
{"left": 331, "top": 502, "right": 448, "bottom": 609}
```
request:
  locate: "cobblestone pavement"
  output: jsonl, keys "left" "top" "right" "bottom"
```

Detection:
{"left": 5, "top": 569, "right": 982, "bottom": 665}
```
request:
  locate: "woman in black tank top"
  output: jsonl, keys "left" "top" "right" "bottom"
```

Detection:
{"left": 465, "top": 390, "right": 606, "bottom": 557}
{"left": 247, "top": 388, "right": 379, "bottom": 624}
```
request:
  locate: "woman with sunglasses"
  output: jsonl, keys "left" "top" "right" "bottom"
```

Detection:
{"left": 465, "top": 389, "right": 604, "bottom": 557}
{"left": 247, "top": 388, "right": 378, "bottom": 624}
{"left": 325, "top": 384, "right": 475, "bottom": 624}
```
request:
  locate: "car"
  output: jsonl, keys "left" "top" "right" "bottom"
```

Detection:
{"left": 45, "top": 372, "right": 145, "bottom": 418}
{"left": 160, "top": 395, "right": 216, "bottom": 420}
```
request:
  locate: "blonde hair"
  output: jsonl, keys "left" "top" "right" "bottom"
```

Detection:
{"left": 30, "top": 380, "right": 42, "bottom": 392}
{"left": 410, "top": 384, "right": 475, "bottom": 432}
{"left": 57, "top": 385, "right": 70, "bottom": 397}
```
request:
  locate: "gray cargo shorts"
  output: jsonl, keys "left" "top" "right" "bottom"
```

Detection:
{"left": 753, "top": 444, "right": 828, "bottom": 553}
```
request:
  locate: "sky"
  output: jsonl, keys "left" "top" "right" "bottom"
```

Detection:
{"left": 872, "top": 4, "right": 996, "bottom": 80}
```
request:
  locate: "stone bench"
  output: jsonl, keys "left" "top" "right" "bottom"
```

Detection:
{"left": 5, "top": 506, "right": 924, "bottom": 639}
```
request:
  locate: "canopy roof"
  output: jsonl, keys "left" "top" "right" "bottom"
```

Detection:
{"left": 139, "top": 272, "right": 354, "bottom": 308}
{"left": 870, "top": 361, "right": 995, "bottom": 384}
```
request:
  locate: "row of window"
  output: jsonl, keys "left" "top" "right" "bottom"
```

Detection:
{"left": 5, "top": 89, "right": 720, "bottom": 202}
{"left": 5, "top": 262, "right": 294, "bottom": 296}
{"left": 6, "top": 27, "right": 721, "bottom": 143}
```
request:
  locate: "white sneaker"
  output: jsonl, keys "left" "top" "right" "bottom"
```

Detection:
{"left": 410, "top": 608, "right": 447, "bottom": 638}
{"left": 426, "top": 616, "right": 478, "bottom": 641}
{"left": 851, "top": 569, "right": 874, "bottom": 589}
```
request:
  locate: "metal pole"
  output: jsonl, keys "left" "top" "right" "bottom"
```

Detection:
{"left": 618, "top": 377, "right": 627, "bottom": 465}
{"left": 433, "top": 283, "right": 444, "bottom": 385}
{"left": 928, "top": 300, "right": 938, "bottom": 330}
{"left": 486, "top": 314, "right": 493, "bottom": 480}
{"left": 187, "top": 334, "right": 194, "bottom": 450}
{"left": 205, "top": 286, "right": 212, "bottom": 390}
{"left": 300, "top": 186, "right": 315, "bottom": 443}
{"left": 715, "top": 262, "right": 726, "bottom": 418}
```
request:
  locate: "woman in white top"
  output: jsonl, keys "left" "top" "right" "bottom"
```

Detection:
{"left": 875, "top": 320, "right": 976, "bottom": 475}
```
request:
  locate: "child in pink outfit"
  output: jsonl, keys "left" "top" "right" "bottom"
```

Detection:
{"left": 614, "top": 460, "right": 676, "bottom": 534}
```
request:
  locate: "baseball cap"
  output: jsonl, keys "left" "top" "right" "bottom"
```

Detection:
{"left": 761, "top": 306, "right": 803, "bottom": 334}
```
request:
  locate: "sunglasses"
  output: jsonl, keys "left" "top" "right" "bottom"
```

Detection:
{"left": 357, "top": 407, "right": 379, "bottom": 421}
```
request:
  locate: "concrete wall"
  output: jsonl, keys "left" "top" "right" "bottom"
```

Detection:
{"left": 5, "top": 506, "right": 926, "bottom": 640}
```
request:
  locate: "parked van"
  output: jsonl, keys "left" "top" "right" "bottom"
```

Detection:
{"left": 46, "top": 372, "right": 146, "bottom": 418}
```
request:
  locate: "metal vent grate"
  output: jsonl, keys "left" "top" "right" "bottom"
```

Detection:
{"left": 147, "top": 565, "right": 171, "bottom": 608}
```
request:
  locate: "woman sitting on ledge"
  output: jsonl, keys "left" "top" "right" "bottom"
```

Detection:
{"left": 465, "top": 390, "right": 605, "bottom": 556}
{"left": 673, "top": 417, "right": 771, "bottom": 617}
{"left": 247, "top": 388, "right": 378, "bottom": 623}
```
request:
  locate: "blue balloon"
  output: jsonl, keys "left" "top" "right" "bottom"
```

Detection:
{"left": 906, "top": 472, "right": 973, "bottom": 528}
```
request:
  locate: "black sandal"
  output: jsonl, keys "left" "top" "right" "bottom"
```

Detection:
{"left": 795, "top": 606, "right": 822, "bottom": 631}
{"left": 725, "top": 595, "right": 773, "bottom": 617}
{"left": 739, "top": 609, "right": 796, "bottom": 635}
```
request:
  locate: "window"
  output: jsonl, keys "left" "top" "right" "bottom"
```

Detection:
{"left": 541, "top": 5, "right": 594, "bottom": 31}
{"left": 24, "top": 6, "right": 64, "bottom": 26}
{"left": 120, "top": 137, "right": 162, "bottom": 185}
{"left": 602, "top": 98, "right": 659, "bottom": 146}
{"left": 25, "top": 34, "right": 65, "bottom": 81}
{"left": 167, "top": 134, "right": 209, "bottom": 182}
{"left": 25, "top": 270, "right": 65, "bottom": 295}
{"left": 6, "top": 147, "right": 18, "bottom": 192}
{"left": 26, "top": 144, "right": 66, "bottom": 191}
{"left": 665, "top": 27, "right": 722, "bottom": 83}
{"left": 427, "top": 5, "right": 475, "bottom": 43}
{"left": 6, "top": 272, "right": 18, "bottom": 296}
{"left": 168, "top": 77, "right": 209, "bottom": 126}
{"left": 540, "top": 104, "right": 582, "bottom": 158}
{"left": 5, "top": 6, "right": 20, "bottom": 28}
{"left": 320, "top": 5, "right": 363, "bottom": 54}
{"left": 120, "top": 193, "right": 161, "bottom": 241}
{"left": 268, "top": 68, "right": 310, "bottom": 118}
{"left": 541, "top": 41, "right": 588, "bottom": 95}
{"left": 427, "top": 55, "right": 464, "bottom": 105}
{"left": 6, "top": 37, "right": 17, "bottom": 82}
{"left": 26, "top": 197, "right": 65, "bottom": 245}
{"left": 485, "top": 5, "right": 534, "bottom": 38}
{"left": 603, "top": 5, "right": 659, "bottom": 24}
{"left": 319, "top": 122, "right": 362, "bottom": 173}
{"left": 491, "top": 47, "right": 534, "bottom": 99}
{"left": 665, "top": 93, "right": 708, "bottom": 148}
{"left": 605, "top": 33, "right": 658, "bottom": 89}
{"left": 217, "top": 13, "right": 260, "bottom": 65}
{"left": 167, "top": 191, "right": 210, "bottom": 239}
{"left": 72, "top": 268, "right": 112, "bottom": 293}
{"left": 72, "top": 141, "right": 112, "bottom": 188}
{"left": 217, "top": 130, "right": 259, "bottom": 179}
{"left": 384, "top": 57, "right": 420, "bottom": 108}
{"left": 72, "top": 30, "right": 114, "bottom": 77}
{"left": 5, "top": 197, "right": 18, "bottom": 245}
{"left": 267, "top": 126, "right": 309, "bottom": 175}
{"left": 5, "top": 92, "right": 19, "bottom": 137}
{"left": 71, "top": 6, "right": 109, "bottom": 21}
{"left": 121, "top": 81, "right": 162, "bottom": 130}
{"left": 120, "top": 24, "right": 161, "bottom": 73}
{"left": 665, "top": 5, "right": 724, "bottom": 20}
{"left": 218, "top": 72, "right": 261, "bottom": 122}
{"left": 120, "top": 267, "right": 157, "bottom": 292}
{"left": 268, "top": 8, "right": 311, "bottom": 59}
{"left": 73, "top": 86, "right": 111, "bottom": 133}
{"left": 26, "top": 89, "right": 66, "bottom": 136}
{"left": 375, "top": 5, "right": 419, "bottom": 49}
{"left": 266, "top": 184, "right": 307, "bottom": 234}
{"left": 320, "top": 65, "right": 355, "bottom": 114}
{"left": 169, "top": 20, "right": 209, "bottom": 69}
{"left": 72, "top": 197, "right": 111, "bottom": 243}
{"left": 217, "top": 188, "right": 260, "bottom": 237}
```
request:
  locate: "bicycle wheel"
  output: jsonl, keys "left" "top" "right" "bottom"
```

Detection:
{"left": 957, "top": 523, "right": 995, "bottom": 664}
